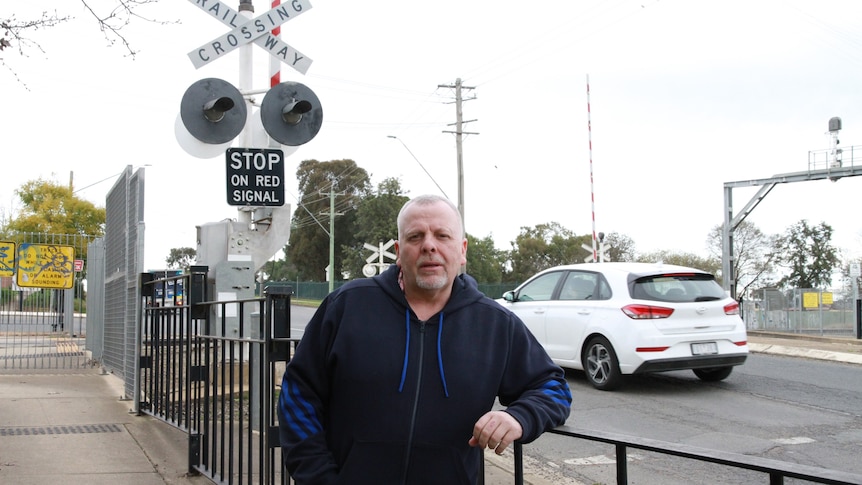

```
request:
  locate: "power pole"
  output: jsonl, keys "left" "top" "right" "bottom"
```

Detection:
{"left": 320, "top": 183, "right": 345, "bottom": 292}
{"left": 439, "top": 78, "right": 478, "bottom": 234}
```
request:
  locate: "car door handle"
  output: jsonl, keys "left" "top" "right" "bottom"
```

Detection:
{"left": 533, "top": 309, "right": 546, "bottom": 315}
{"left": 577, "top": 309, "right": 591, "bottom": 315}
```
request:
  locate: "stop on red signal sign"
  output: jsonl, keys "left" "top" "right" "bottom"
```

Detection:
{"left": 225, "top": 148, "right": 285, "bottom": 207}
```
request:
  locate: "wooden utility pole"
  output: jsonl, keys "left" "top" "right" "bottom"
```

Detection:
{"left": 439, "top": 78, "right": 478, "bottom": 234}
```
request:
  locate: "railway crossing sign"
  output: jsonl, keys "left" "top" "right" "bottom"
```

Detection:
{"left": 581, "top": 243, "right": 610, "bottom": 263}
{"left": 363, "top": 240, "right": 396, "bottom": 277}
{"left": 187, "top": 0, "right": 314, "bottom": 73}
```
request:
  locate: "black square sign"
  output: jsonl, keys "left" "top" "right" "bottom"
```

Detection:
{"left": 226, "top": 148, "right": 285, "bottom": 206}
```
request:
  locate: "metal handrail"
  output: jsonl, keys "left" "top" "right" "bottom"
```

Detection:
{"left": 511, "top": 425, "right": 862, "bottom": 485}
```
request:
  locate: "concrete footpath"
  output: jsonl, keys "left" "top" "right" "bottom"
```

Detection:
{"left": 0, "top": 332, "right": 859, "bottom": 485}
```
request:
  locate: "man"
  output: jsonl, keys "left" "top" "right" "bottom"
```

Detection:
{"left": 278, "top": 194, "right": 571, "bottom": 484}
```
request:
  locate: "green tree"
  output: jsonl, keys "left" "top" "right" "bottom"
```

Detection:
{"left": 507, "top": 222, "right": 590, "bottom": 282}
{"left": 165, "top": 247, "right": 196, "bottom": 270}
{"left": 637, "top": 250, "right": 720, "bottom": 276}
{"left": 602, "top": 232, "right": 636, "bottom": 262}
{"left": 4, "top": 179, "right": 105, "bottom": 238}
{"left": 776, "top": 220, "right": 840, "bottom": 289}
{"left": 287, "top": 159, "right": 372, "bottom": 281}
{"left": 340, "top": 177, "right": 409, "bottom": 279}
{"left": 466, "top": 234, "right": 507, "bottom": 284}
{"left": 707, "top": 221, "right": 779, "bottom": 299}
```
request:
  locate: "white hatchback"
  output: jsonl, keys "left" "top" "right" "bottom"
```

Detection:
{"left": 497, "top": 262, "right": 748, "bottom": 390}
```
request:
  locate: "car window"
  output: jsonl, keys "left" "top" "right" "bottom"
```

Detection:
{"left": 597, "top": 277, "right": 612, "bottom": 299}
{"left": 516, "top": 272, "right": 563, "bottom": 301}
{"left": 559, "top": 271, "right": 599, "bottom": 301}
{"left": 631, "top": 273, "right": 726, "bottom": 302}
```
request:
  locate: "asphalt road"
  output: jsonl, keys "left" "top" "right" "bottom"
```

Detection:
{"left": 521, "top": 353, "right": 862, "bottom": 484}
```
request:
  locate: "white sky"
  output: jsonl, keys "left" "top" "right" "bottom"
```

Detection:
{"left": 2, "top": 0, "right": 862, "bottom": 272}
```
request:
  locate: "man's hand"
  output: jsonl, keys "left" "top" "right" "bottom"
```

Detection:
{"left": 468, "top": 411, "right": 523, "bottom": 455}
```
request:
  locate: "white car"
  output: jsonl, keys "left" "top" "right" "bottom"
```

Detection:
{"left": 497, "top": 262, "right": 748, "bottom": 390}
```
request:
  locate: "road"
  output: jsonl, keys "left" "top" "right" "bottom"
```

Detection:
{"left": 531, "top": 354, "right": 862, "bottom": 484}
{"left": 288, "top": 305, "right": 862, "bottom": 484}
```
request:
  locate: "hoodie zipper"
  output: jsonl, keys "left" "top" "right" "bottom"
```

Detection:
{"left": 400, "top": 319, "right": 426, "bottom": 484}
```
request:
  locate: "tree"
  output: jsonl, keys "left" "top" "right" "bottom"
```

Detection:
{"left": 637, "top": 250, "right": 720, "bottom": 276}
{"left": 165, "top": 247, "right": 196, "bottom": 270}
{"left": 707, "top": 221, "right": 780, "bottom": 299}
{"left": 466, "top": 234, "right": 507, "bottom": 284}
{"left": 602, "top": 232, "right": 636, "bottom": 262}
{"left": 287, "top": 159, "right": 372, "bottom": 281}
{"left": 775, "top": 220, "right": 841, "bottom": 289}
{"left": 340, "top": 177, "right": 408, "bottom": 279}
{"left": 2, "top": 2, "right": 169, "bottom": 59}
{"left": 507, "top": 222, "right": 590, "bottom": 282}
{"left": 3, "top": 179, "right": 105, "bottom": 238}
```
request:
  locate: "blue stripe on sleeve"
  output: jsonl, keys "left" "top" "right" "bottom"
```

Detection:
{"left": 279, "top": 375, "right": 323, "bottom": 440}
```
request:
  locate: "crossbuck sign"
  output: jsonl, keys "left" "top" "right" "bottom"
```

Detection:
{"left": 187, "top": 0, "right": 313, "bottom": 73}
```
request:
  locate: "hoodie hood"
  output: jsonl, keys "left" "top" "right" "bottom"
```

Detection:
{"left": 372, "top": 264, "right": 486, "bottom": 399}
{"left": 373, "top": 264, "right": 485, "bottom": 316}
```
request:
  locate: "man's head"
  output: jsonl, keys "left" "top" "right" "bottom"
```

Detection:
{"left": 395, "top": 195, "right": 467, "bottom": 294}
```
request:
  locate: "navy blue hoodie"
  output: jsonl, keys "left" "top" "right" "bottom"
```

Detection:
{"left": 278, "top": 265, "right": 572, "bottom": 484}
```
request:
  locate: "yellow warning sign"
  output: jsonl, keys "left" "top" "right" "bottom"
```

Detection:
{"left": 0, "top": 241, "right": 15, "bottom": 277}
{"left": 15, "top": 243, "right": 75, "bottom": 289}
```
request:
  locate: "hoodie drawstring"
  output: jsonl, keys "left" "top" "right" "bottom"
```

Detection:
{"left": 436, "top": 313, "right": 449, "bottom": 397}
{"left": 398, "top": 310, "right": 449, "bottom": 397}
{"left": 399, "top": 308, "right": 411, "bottom": 393}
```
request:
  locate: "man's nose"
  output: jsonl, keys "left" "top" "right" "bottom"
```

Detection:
{"left": 420, "top": 236, "right": 437, "bottom": 252}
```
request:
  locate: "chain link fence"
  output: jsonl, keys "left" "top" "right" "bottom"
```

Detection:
{"left": 742, "top": 288, "right": 858, "bottom": 336}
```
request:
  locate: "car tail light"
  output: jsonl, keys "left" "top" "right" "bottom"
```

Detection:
{"left": 637, "top": 346, "right": 670, "bottom": 352}
{"left": 622, "top": 304, "right": 674, "bottom": 319}
{"left": 724, "top": 301, "right": 740, "bottom": 315}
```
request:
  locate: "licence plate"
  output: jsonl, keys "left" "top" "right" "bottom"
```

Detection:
{"left": 691, "top": 342, "right": 718, "bottom": 355}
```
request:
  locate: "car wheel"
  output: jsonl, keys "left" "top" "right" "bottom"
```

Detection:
{"left": 693, "top": 366, "right": 733, "bottom": 382}
{"left": 582, "top": 336, "right": 622, "bottom": 391}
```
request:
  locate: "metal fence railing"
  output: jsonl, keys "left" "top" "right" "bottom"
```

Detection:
{"left": 139, "top": 267, "right": 295, "bottom": 484}
{"left": 0, "top": 232, "right": 94, "bottom": 371}
{"left": 509, "top": 427, "right": 862, "bottom": 485}
{"left": 743, "top": 289, "right": 860, "bottom": 337}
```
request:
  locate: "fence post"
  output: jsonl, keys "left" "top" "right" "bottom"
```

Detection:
{"left": 856, "top": 299, "right": 861, "bottom": 340}
{"left": 189, "top": 265, "right": 208, "bottom": 320}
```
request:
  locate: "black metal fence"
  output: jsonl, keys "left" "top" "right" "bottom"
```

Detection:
{"left": 139, "top": 267, "right": 297, "bottom": 484}
{"left": 509, "top": 427, "right": 862, "bottom": 485}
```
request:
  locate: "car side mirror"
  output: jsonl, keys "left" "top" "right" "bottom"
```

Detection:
{"left": 502, "top": 291, "right": 515, "bottom": 302}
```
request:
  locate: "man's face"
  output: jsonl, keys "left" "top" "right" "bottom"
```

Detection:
{"left": 395, "top": 201, "right": 467, "bottom": 292}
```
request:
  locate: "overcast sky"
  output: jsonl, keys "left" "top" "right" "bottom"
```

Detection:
{"left": 2, "top": 0, "right": 861, "bottom": 274}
